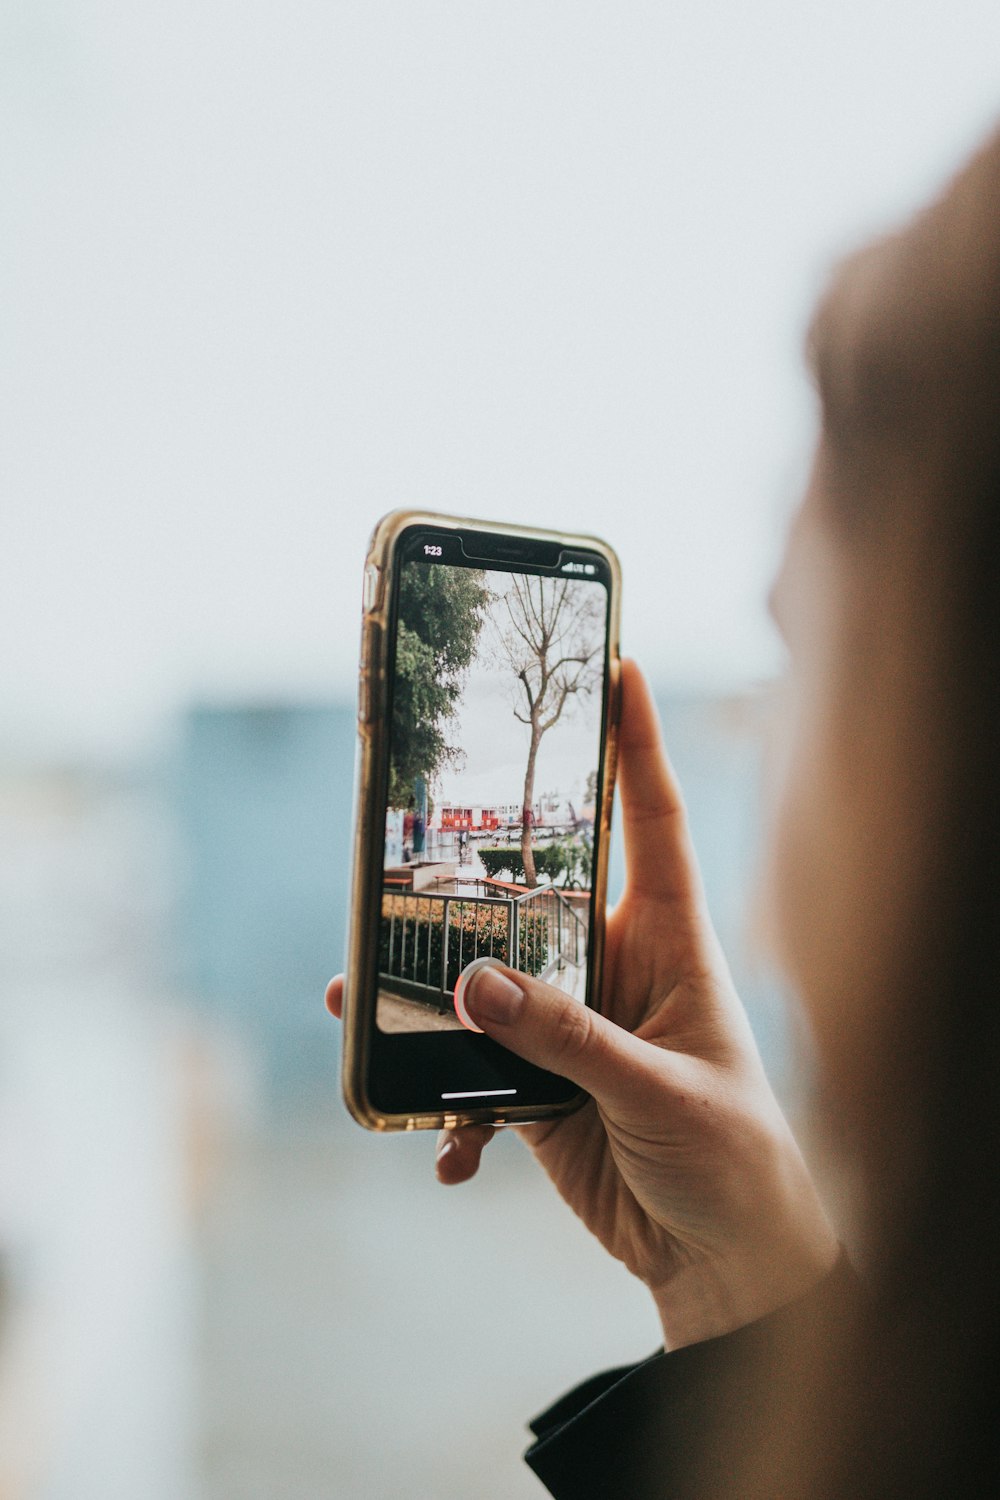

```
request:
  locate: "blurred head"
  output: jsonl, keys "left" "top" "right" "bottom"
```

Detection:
{"left": 766, "top": 125, "right": 1000, "bottom": 1183}
{"left": 754, "top": 126, "right": 1000, "bottom": 1494}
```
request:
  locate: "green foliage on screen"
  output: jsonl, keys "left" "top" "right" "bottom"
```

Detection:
{"left": 389, "top": 564, "right": 490, "bottom": 808}
{"left": 477, "top": 837, "right": 592, "bottom": 888}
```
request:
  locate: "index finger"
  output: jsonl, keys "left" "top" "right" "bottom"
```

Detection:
{"left": 616, "top": 658, "right": 703, "bottom": 906}
{"left": 325, "top": 974, "right": 344, "bottom": 1018}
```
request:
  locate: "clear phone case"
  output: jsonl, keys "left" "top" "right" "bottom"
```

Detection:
{"left": 342, "top": 510, "right": 622, "bottom": 1131}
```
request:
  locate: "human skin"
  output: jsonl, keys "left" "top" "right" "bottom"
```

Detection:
{"left": 763, "top": 418, "right": 941, "bottom": 1193}
{"left": 762, "top": 446, "right": 888, "bottom": 1124}
{"left": 326, "top": 655, "right": 839, "bottom": 1350}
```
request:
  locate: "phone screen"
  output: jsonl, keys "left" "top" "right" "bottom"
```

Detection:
{"left": 364, "top": 524, "right": 613, "bottom": 1117}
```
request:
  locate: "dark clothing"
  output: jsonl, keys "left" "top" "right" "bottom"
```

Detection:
{"left": 525, "top": 1257, "right": 860, "bottom": 1500}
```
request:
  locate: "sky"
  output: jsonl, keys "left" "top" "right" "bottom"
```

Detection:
{"left": 432, "top": 569, "right": 606, "bottom": 810}
{"left": 3, "top": 2, "right": 1000, "bottom": 761}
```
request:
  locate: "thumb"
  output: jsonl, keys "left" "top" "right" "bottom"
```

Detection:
{"left": 460, "top": 961, "right": 655, "bottom": 1110}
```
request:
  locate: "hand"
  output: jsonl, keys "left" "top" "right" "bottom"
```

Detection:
{"left": 326, "top": 660, "right": 838, "bottom": 1349}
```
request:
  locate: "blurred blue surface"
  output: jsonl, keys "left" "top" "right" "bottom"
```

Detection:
{"left": 174, "top": 705, "right": 355, "bottom": 1089}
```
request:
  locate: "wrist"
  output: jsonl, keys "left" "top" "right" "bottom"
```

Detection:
{"left": 651, "top": 1228, "right": 840, "bottom": 1351}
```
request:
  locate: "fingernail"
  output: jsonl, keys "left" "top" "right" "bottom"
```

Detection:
{"left": 464, "top": 966, "right": 524, "bottom": 1026}
{"left": 436, "top": 1138, "right": 456, "bottom": 1163}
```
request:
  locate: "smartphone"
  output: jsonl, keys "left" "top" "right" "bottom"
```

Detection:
{"left": 342, "top": 510, "right": 621, "bottom": 1131}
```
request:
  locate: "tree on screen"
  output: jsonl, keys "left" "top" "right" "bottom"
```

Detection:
{"left": 389, "top": 564, "right": 490, "bottom": 808}
{"left": 493, "top": 576, "right": 604, "bottom": 887}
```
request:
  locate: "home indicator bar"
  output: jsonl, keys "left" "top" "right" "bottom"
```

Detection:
{"left": 440, "top": 1089, "right": 518, "bottom": 1100}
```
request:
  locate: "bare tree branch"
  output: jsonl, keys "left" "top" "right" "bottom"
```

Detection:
{"left": 487, "top": 573, "right": 605, "bottom": 886}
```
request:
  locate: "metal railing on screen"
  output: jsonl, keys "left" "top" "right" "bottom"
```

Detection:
{"left": 379, "top": 884, "right": 587, "bottom": 1010}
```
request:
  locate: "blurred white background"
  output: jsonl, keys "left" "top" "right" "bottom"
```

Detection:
{"left": 2, "top": 4, "right": 999, "bottom": 1497}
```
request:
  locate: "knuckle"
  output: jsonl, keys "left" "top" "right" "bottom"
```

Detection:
{"left": 548, "top": 997, "right": 595, "bottom": 1063}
